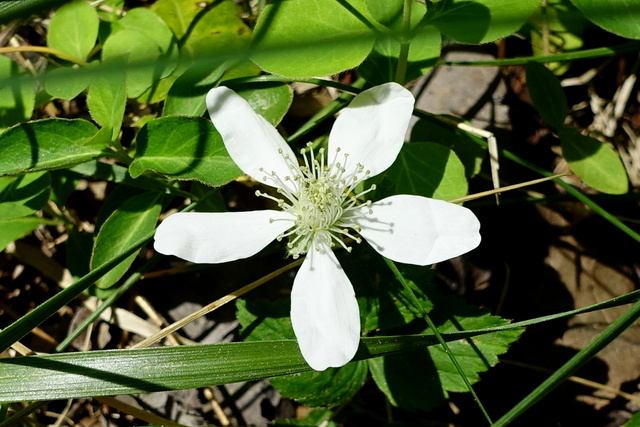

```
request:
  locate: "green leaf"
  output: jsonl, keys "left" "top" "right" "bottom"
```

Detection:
{"left": 0, "top": 216, "right": 56, "bottom": 251}
{"left": 0, "top": 333, "right": 460, "bottom": 403}
{"left": 129, "top": 116, "right": 242, "bottom": 187}
{"left": 163, "top": 67, "right": 226, "bottom": 117}
{"left": 44, "top": 66, "right": 92, "bottom": 100}
{"left": 235, "top": 83, "right": 294, "bottom": 126}
{"left": 47, "top": 0, "right": 99, "bottom": 61}
{"left": 384, "top": 142, "right": 468, "bottom": 201}
{"left": 86, "top": 61, "right": 127, "bottom": 141}
{"left": 0, "top": 119, "right": 101, "bottom": 176}
{"left": 0, "top": 172, "right": 50, "bottom": 219}
{"left": 90, "top": 191, "right": 162, "bottom": 289}
{"left": 426, "top": 296, "right": 523, "bottom": 393}
{"left": 371, "top": 295, "right": 522, "bottom": 412}
{"left": 151, "top": 0, "right": 207, "bottom": 39}
{"left": 251, "top": 0, "right": 376, "bottom": 78}
{"left": 526, "top": 61, "right": 568, "bottom": 128}
{"left": 237, "top": 299, "right": 368, "bottom": 407}
{"left": 426, "top": 0, "right": 541, "bottom": 44}
{"left": 369, "top": 349, "right": 446, "bottom": 412}
{"left": 410, "top": 117, "right": 487, "bottom": 178}
{"left": 101, "top": 29, "right": 163, "bottom": 99}
{"left": 570, "top": 0, "right": 640, "bottom": 39}
{"left": 559, "top": 127, "right": 629, "bottom": 195}
{"left": 0, "top": 55, "right": 35, "bottom": 128}
{"left": 272, "top": 362, "right": 368, "bottom": 407}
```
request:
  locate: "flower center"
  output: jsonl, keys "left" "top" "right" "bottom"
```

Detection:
{"left": 256, "top": 143, "right": 375, "bottom": 258}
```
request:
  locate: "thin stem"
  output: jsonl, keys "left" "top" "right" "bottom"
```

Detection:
{"left": 131, "top": 258, "right": 304, "bottom": 349}
{"left": 383, "top": 257, "right": 493, "bottom": 425}
{"left": 394, "top": 0, "right": 413, "bottom": 84}
{"left": 0, "top": 46, "right": 88, "bottom": 66}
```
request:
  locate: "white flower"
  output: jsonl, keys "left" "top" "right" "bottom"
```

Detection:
{"left": 154, "top": 83, "right": 481, "bottom": 371}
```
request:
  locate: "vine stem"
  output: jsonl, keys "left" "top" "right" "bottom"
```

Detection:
{"left": 383, "top": 257, "right": 493, "bottom": 425}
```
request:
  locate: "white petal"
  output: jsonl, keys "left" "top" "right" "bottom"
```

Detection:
{"left": 154, "top": 210, "right": 294, "bottom": 264}
{"left": 351, "top": 195, "right": 481, "bottom": 266}
{"left": 290, "top": 243, "right": 360, "bottom": 371}
{"left": 206, "top": 86, "right": 300, "bottom": 193}
{"left": 328, "top": 83, "right": 414, "bottom": 179}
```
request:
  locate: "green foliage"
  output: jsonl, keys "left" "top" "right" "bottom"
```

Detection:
{"left": 526, "top": 61, "right": 568, "bottom": 128}
{"left": 0, "top": 172, "right": 50, "bottom": 219}
{"left": 1, "top": 0, "right": 639, "bottom": 425}
{"left": 47, "top": 0, "right": 98, "bottom": 61}
{"left": 385, "top": 142, "right": 469, "bottom": 201}
{"left": 251, "top": 0, "right": 376, "bottom": 78}
{"left": 559, "top": 128, "right": 629, "bottom": 194}
{"left": 130, "top": 116, "right": 242, "bottom": 186}
{"left": 90, "top": 191, "right": 163, "bottom": 289}
{"left": 0, "top": 56, "right": 35, "bottom": 128}
{"left": 570, "top": 0, "right": 640, "bottom": 39}
{"left": 0, "top": 119, "right": 102, "bottom": 175}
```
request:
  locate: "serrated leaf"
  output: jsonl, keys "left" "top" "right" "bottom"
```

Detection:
{"left": 559, "top": 127, "right": 629, "bottom": 195}
{"left": 0, "top": 119, "right": 101, "bottom": 176}
{"left": 129, "top": 116, "right": 242, "bottom": 187}
{"left": 384, "top": 142, "right": 468, "bottom": 201}
{"left": 90, "top": 191, "right": 162, "bottom": 289}
{"left": 426, "top": 0, "right": 541, "bottom": 44}
{"left": 526, "top": 61, "right": 568, "bottom": 128}
{"left": 0, "top": 216, "right": 56, "bottom": 252}
{"left": 237, "top": 299, "right": 368, "bottom": 407}
{"left": 426, "top": 295, "right": 523, "bottom": 393}
{"left": 0, "top": 172, "right": 50, "bottom": 219}
{"left": 251, "top": 0, "right": 376, "bottom": 78}
{"left": 570, "top": 0, "right": 640, "bottom": 39}
{"left": 47, "top": 0, "right": 99, "bottom": 61}
{"left": 371, "top": 295, "right": 522, "bottom": 411}
{"left": 0, "top": 55, "right": 35, "bottom": 128}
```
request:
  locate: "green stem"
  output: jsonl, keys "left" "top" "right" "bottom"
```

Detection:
{"left": 438, "top": 40, "right": 640, "bottom": 67}
{"left": 394, "top": 0, "right": 413, "bottom": 84}
{"left": 383, "top": 257, "right": 493, "bottom": 425}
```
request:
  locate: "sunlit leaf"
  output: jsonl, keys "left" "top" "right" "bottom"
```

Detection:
{"left": 559, "top": 127, "right": 629, "bottom": 195}
{"left": 0, "top": 55, "right": 35, "bottom": 128}
{"left": 384, "top": 142, "right": 468, "bottom": 201}
{"left": 130, "top": 116, "right": 242, "bottom": 186}
{"left": 251, "top": 0, "right": 376, "bottom": 78}
{"left": 0, "top": 172, "right": 50, "bottom": 219}
{"left": 426, "top": 0, "right": 541, "bottom": 44}
{"left": 47, "top": 0, "right": 98, "bottom": 61}
{"left": 0, "top": 119, "right": 102, "bottom": 176}
{"left": 90, "top": 191, "right": 163, "bottom": 289}
{"left": 570, "top": 0, "right": 640, "bottom": 39}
